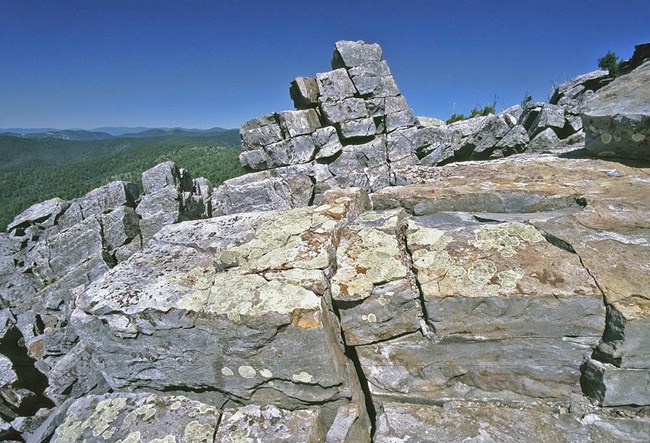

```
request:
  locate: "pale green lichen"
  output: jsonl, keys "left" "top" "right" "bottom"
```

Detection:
{"left": 221, "top": 367, "right": 234, "bottom": 377}
{"left": 412, "top": 249, "right": 453, "bottom": 269}
{"left": 467, "top": 260, "right": 498, "bottom": 285}
{"left": 238, "top": 365, "right": 256, "bottom": 378}
{"left": 292, "top": 372, "right": 313, "bottom": 383}
{"left": 357, "top": 250, "right": 406, "bottom": 283}
{"left": 228, "top": 428, "right": 253, "bottom": 443}
{"left": 117, "top": 431, "right": 142, "bottom": 443}
{"left": 151, "top": 436, "right": 177, "bottom": 443}
{"left": 179, "top": 273, "right": 321, "bottom": 319}
{"left": 259, "top": 368, "right": 273, "bottom": 378}
{"left": 170, "top": 400, "right": 182, "bottom": 411}
{"left": 213, "top": 207, "right": 336, "bottom": 273}
{"left": 407, "top": 226, "right": 453, "bottom": 250}
{"left": 470, "top": 222, "right": 543, "bottom": 257}
{"left": 182, "top": 420, "right": 215, "bottom": 443}
{"left": 498, "top": 268, "right": 525, "bottom": 289}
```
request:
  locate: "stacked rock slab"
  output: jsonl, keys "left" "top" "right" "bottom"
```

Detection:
{"left": 213, "top": 40, "right": 418, "bottom": 216}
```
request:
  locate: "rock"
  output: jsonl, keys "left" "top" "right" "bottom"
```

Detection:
{"left": 528, "top": 103, "right": 566, "bottom": 138}
{"left": 331, "top": 209, "right": 421, "bottom": 346}
{"left": 51, "top": 393, "right": 221, "bottom": 442}
{"left": 493, "top": 124, "right": 529, "bottom": 156}
{"left": 582, "top": 61, "right": 650, "bottom": 160}
{"left": 279, "top": 109, "right": 322, "bottom": 138}
{"left": 240, "top": 113, "right": 284, "bottom": 151}
{"left": 582, "top": 358, "right": 650, "bottom": 406}
{"left": 416, "top": 116, "right": 445, "bottom": 127}
{"left": 72, "top": 194, "right": 371, "bottom": 419}
{"left": 528, "top": 127, "right": 561, "bottom": 152}
{"left": 290, "top": 76, "right": 320, "bottom": 109}
{"left": 212, "top": 164, "right": 315, "bottom": 215}
{"left": 141, "top": 161, "right": 182, "bottom": 194}
{"left": 375, "top": 402, "right": 650, "bottom": 443}
{"left": 136, "top": 186, "right": 181, "bottom": 243}
{"left": 316, "top": 69, "right": 357, "bottom": 102}
{"left": 101, "top": 206, "right": 140, "bottom": 253}
{"left": 320, "top": 97, "right": 368, "bottom": 124}
{"left": 214, "top": 404, "right": 327, "bottom": 442}
{"left": 7, "top": 198, "right": 69, "bottom": 235}
{"left": 332, "top": 40, "right": 382, "bottom": 69}
{"left": 76, "top": 181, "right": 139, "bottom": 219}
{"left": 466, "top": 114, "right": 511, "bottom": 159}
{"left": 338, "top": 117, "right": 376, "bottom": 139}
{"left": 550, "top": 70, "right": 611, "bottom": 105}
{"left": 264, "top": 135, "right": 318, "bottom": 167}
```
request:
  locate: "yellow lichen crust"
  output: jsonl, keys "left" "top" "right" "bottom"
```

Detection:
{"left": 470, "top": 222, "right": 544, "bottom": 257}
{"left": 55, "top": 397, "right": 129, "bottom": 441}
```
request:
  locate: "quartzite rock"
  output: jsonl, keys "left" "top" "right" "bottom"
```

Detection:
{"left": 72, "top": 191, "right": 372, "bottom": 435}
{"left": 582, "top": 60, "right": 650, "bottom": 159}
{"left": 374, "top": 402, "right": 650, "bottom": 443}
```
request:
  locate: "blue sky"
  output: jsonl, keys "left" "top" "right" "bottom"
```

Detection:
{"left": 1, "top": 0, "right": 648, "bottom": 129}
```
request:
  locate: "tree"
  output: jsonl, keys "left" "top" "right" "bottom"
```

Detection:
{"left": 598, "top": 51, "right": 621, "bottom": 76}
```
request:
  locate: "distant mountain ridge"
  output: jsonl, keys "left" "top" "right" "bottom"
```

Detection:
{"left": 0, "top": 126, "right": 234, "bottom": 141}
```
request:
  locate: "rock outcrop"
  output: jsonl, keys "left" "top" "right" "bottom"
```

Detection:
{"left": 1, "top": 40, "right": 649, "bottom": 442}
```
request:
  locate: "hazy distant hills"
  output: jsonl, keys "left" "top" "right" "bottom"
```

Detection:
{"left": 0, "top": 126, "right": 234, "bottom": 141}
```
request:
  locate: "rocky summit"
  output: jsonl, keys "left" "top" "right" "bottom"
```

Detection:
{"left": 1, "top": 41, "right": 649, "bottom": 442}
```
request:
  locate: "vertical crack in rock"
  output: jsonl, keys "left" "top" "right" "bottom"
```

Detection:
{"left": 328, "top": 293, "right": 377, "bottom": 437}
{"left": 400, "top": 223, "right": 436, "bottom": 338}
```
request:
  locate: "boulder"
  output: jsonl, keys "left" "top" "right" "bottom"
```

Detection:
{"left": 316, "top": 69, "right": 357, "bottom": 102}
{"left": 582, "top": 61, "right": 650, "bottom": 160}
{"left": 240, "top": 113, "right": 284, "bottom": 151}
{"left": 7, "top": 198, "right": 69, "bottom": 235}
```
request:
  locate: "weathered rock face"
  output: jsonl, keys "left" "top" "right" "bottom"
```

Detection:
{"left": 582, "top": 61, "right": 650, "bottom": 160}
{"left": 2, "top": 40, "right": 650, "bottom": 442}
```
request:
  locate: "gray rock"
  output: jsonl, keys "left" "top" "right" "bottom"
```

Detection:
{"left": 416, "top": 116, "right": 445, "bottom": 127}
{"left": 239, "top": 148, "right": 268, "bottom": 170}
{"left": 528, "top": 103, "right": 566, "bottom": 139}
{"left": 212, "top": 164, "right": 315, "bottom": 216}
{"left": 493, "top": 124, "right": 530, "bottom": 156}
{"left": 332, "top": 40, "right": 382, "bottom": 69}
{"left": 7, "top": 198, "right": 69, "bottom": 234}
{"left": 101, "top": 206, "right": 140, "bottom": 252}
{"left": 528, "top": 127, "right": 561, "bottom": 152}
{"left": 290, "top": 76, "right": 320, "bottom": 109}
{"left": 375, "top": 401, "right": 650, "bottom": 443}
{"left": 317, "top": 69, "right": 357, "bottom": 102}
{"left": 320, "top": 98, "right": 368, "bottom": 124}
{"left": 77, "top": 181, "right": 139, "bottom": 219}
{"left": 240, "top": 113, "right": 284, "bottom": 150}
{"left": 264, "top": 135, "right": 317, "bottom": 167}
{"left": 51, "top": 393, "right": 221, "bottom": 442}
{"left": 550, "top": 69, "right": 611, "bottom": 104}
{"left": 338, "top": 118, "right": 376, "bottom": 140}
{"left": 387, "top": 127, "right": 418, "bottom": 163}
{"left": 582, "top": 359, "right": 650, "bottom": 406}
{"left": 136, "top": 186, "right": 181, "bottom": 244}
{"left": 141, "top": 161, "right": 181, "bottom": 194}
{"left": 279, "top": 109, "right": 322, "bottom": 138}
{"left": 215, "top": 404, "right": 327, "bottom": 442}
{"left": 385, "top": 109, "right": 416, "bottom": 133}
{"left": 72, "top": 200, "right": 371, "bottom": 414}
{"left": 582, "top": 61, "right": 650, "bottom": 160}
{"left": 348, "top": 61, "right": 394, "bottom": 97}
{"left": 0, "top": 354, "right": 17, "bottom": 387}
{"left": 313, "top": 126, "right": 343, "bottom": 160}
{"left": 466, "top": 114, "right": 511, "bottom": 157}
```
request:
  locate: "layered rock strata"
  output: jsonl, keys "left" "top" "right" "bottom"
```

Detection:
{"left": 0, "top": 40, "right": 649, "bottom": 441}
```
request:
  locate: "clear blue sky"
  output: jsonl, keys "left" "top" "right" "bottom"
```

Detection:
{"left": 1, "top": 0, "right": 648, "bottom": 130}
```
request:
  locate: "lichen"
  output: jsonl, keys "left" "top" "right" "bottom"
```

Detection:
{"left": 292, "top": 371, "right": 313, "bottom": 383}
{"left": 180, "top": 273, "right": 321, "bottom": 319}
{"left": 498, "top": 268, "right": 525, "bottom": 289}
{"left": 467, "top": 259, "right": 498, "bottom": 285}
{"left": 238, "top": 365, "right": 256, "bottom": 378}
{"left": 182, "top": 420, "right": 215, "bottom": 443}
{"left": 221, "top": 367, "right": 234, "bottom": 377}
{"left": 151, "top": 436, "right": 177, "bottom": 443}
{"left": 407, "top": 226, "right": 453, "bottom": 250}
{"left": 259, "top": 368, "right": 273, "bottom": 378}
{"left": 470, "top": 222, "right": 543, "bottom": 257}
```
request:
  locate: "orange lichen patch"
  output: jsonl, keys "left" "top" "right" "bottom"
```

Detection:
{"left": 291, "top": 309, "right": 321, "bottom": 329}
{"left": 28, "top": 338, "right": 45, "bottom": 359}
